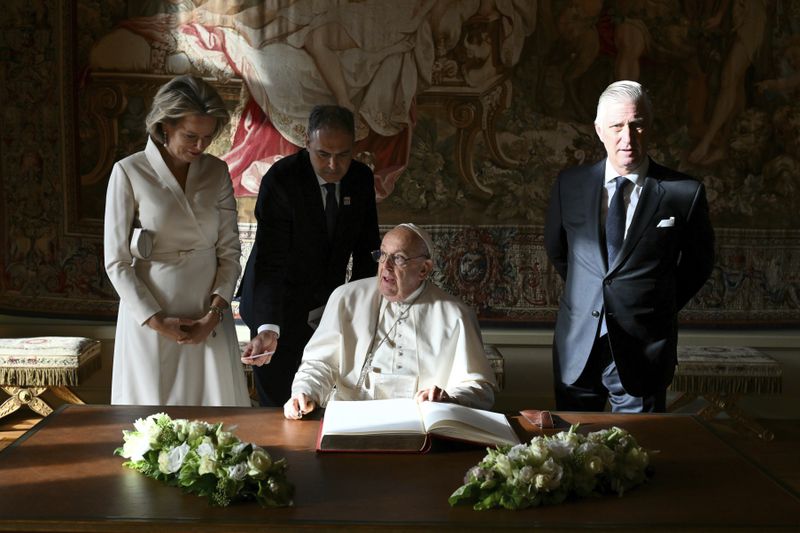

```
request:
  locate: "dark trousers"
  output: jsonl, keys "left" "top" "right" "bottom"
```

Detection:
{"left": 250, "top": 325, "right": 313, "bottom": 407}
{"left": 554, "top": 335, "right": 666, "bottom": 413}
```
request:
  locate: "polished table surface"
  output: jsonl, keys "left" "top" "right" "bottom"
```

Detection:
{"left": 0, "top": 405, "right": 798, "bottom": 532}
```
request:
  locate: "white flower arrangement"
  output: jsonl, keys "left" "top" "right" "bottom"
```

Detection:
{"left": 449, "top": 425, "right": 652, "bottom": 510}
{"left": 115, "top": 412, "right": 293, "bottom": 507}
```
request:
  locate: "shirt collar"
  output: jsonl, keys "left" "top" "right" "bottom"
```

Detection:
{"left": 317, "top": 175, "right": 344, "bottom": 190}
{"left": 604, "top": 158, "right": 649, "bottom": 187}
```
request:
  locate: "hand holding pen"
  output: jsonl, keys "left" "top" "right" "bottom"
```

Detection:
{"left": 241, "top": 330, "right": 278, "bottom": 367}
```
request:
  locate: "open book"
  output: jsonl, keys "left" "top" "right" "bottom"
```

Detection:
{"left": 317, "top": 399, "right": 520, "bottom": 453}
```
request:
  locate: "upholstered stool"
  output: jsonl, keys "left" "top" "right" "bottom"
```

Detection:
{"left": 484, "top": 344, "right": 504, "bottom": 391}
{"left": 668, "top": 346, "right": 782, "bottom": 440}
{"left": 0, "top": 337, "right": 101, "bottom": 419}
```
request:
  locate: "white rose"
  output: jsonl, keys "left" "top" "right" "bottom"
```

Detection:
{"left": 492, "top": 454, "right": 513, "bottom": 479}
{"left": 121, "top": 433, "right": 151, "bottom": 462}
{"left": 158, "top": 442, "right": 190, "bottom": 474}
{"left": 196, "top": 440, "right": 216, "bottom": 459}
{"left": 546, "top": 438, "right": 575, "bottom": 460}
{"left": 586, "top": 457, "right": 604, "bottom": 475}
{"left": 528, "top": 440, "right": 549, "bottom": 463}
{"left": 198, "top": 454, "right": 217, "bottom": 476}
{"left": 227, "top": 462, "right": 248, "bottom": 481}
{"left": 216, "top": 430, "right": 237, "bottom": 448}
{"left": 247, "top": 447, "right": 273, "bottom": 476}
{"left": 171, "top": 418, "right": 189, "bottom": 440}
{"left": 517, "top": 465, "right": 535, "bottom": 484}
{"left": 187, "top": 421, "right": 208, "bottom": 442}
{"left": 534, "top": 458, "right": 564, "bottom": 491}
{"left": 506, "top": 444, "right": 529, "bottom": 463}
{"left": 232, "top": 442, "right": 249, "bottom": 456}
{"left": 133, "top": 415, "right": 163, "bottom": 446}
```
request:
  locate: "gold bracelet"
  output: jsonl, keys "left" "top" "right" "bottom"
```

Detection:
{"left": 208, "top": 305, "right": 223, "bottom": 323}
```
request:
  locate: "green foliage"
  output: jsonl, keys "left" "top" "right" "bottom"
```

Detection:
{"left": 449, "top": 425, "right": 653, "bottom": 511}
{"left": 115, "top": 412, "right": 294, "bottom": 507}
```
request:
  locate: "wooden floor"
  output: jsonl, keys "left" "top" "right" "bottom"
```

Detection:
{"left": 0, "top": 410, "right": 41, "bottom": 450}
{"left": 1, "top": 409, "right": 798, "bottom": 497}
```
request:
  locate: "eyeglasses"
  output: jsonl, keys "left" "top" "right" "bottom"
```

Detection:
{"left": 371, "top": 250, "right": 429, "bottom": 267}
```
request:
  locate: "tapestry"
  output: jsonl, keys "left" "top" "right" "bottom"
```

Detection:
{"left": 1, "top": 0, "right": 799, "bottom": 326}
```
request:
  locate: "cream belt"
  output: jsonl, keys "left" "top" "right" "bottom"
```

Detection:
{"left": 141, "top": 246, "right": 215, "bottom": 261}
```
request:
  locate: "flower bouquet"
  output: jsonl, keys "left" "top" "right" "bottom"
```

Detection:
{"left": 449, "top": 425, "right": 652, "bottom": 510}
{"left": 115, "top": 412, "right": 294, "bottom": 507}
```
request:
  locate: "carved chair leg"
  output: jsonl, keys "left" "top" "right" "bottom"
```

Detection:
{"left": 667, "top": 392, "right": 698, "bottom": 412}
{"left": 50, "top": 386, "right": 85, "bottom": 405}
{"left": 697, "top": 398, "right": 724, "bottom": 421}
{"left": 0, "top": 385, "right": 53, "bottom": 418}
{"left": 0, "top": 387, "right": 23, "bottom": 420}
{"left": 26, "top": 395, "right": 54, "bottom": 417}
{"left": 705, "top": 393, "right": 775, "bottom": 441}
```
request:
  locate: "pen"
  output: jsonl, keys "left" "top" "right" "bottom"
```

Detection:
{"left": 242, "top": 350, "right": 275, "bottom": 361}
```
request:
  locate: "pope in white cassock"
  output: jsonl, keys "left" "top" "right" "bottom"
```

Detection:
{"left": 284, "top": 223, "right": 497, "bottom": 419}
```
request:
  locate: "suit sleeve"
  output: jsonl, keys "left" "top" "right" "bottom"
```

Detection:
{"left": 249, "top": 169, "right": 293, "bottom": 328}
{"left": 210, "top": 164, "right": 242, "bottom": 303}
{"left": 675, "top": 182, "right": 715, "bottom": 310}
{"left": 349, "top": 166, "right": 380, "bottom": 281}
{"left": 544, "top": 174, "right": 569, "bottom": 280}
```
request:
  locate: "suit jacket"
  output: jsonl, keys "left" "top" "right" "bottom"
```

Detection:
{"left": 238, "top": 149, "right": 380, "bottom": 338}
{"left": 544, "top": 158, "right": 715, "bottom": 396}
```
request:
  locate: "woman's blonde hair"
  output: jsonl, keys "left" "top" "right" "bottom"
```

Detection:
{"left": 145, "top": 75, "right": 230, "bottom": 143}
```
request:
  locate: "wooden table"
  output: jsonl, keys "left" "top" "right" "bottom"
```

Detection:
{"left": 0, "top": 406, "right": 798, "bottom": 532}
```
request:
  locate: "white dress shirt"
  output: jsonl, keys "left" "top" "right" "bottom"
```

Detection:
{"left": 602, "top": 158, "right": 649, "bottom": 239}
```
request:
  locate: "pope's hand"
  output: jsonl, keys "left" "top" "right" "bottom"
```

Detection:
{"left": 283, "top": 394, "right": 316, "bottom": 420}
{"left": 414, "top": 385, "right": 452, "bottom": 404}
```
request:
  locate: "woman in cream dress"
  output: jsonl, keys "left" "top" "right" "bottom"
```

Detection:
{"left": 104, "top": 75, "right": 250, "bottom": 406}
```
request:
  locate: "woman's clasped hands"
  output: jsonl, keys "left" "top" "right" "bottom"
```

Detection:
{"left": 146, "top": 308, "right": 221, "bottom": 344}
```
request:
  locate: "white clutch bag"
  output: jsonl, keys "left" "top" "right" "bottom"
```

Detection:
{"left": 130, "top": 228, "right": 153, "bottom": 260}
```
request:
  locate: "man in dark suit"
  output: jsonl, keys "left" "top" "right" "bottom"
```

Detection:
{"left": 544, "top": 80, "right": 715, "bottom": 413}
{"left": 238, "top": 105, "right": 380, "bottom": 406}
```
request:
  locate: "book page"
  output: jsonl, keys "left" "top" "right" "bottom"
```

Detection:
{"left": 322, "top": 399, "right": 425, "bottom": 436}
{"left": 419, "top": 402, "right": 519, "bottom": 446}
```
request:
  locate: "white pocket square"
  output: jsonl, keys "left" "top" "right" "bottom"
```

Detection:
{"left": 657, "top": 217, "right": 675, "bottom": 228}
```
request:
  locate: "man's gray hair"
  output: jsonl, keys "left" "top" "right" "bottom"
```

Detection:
{"left": 595, "top": 80, "right": 653, "bottom": 125}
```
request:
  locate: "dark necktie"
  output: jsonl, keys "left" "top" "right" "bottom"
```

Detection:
{"left": 324, "top": 183, "right": 338, "bottom": 241}
{"left": 606, "top": 176, "right": 631, "bottom": 266}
